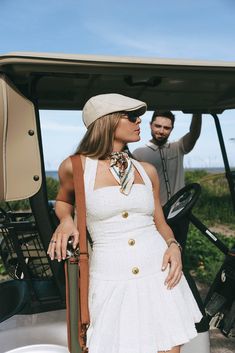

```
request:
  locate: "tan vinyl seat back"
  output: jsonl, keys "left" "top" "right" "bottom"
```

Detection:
{"left": 0, "top": 75, "right": 42, "bottom": 201}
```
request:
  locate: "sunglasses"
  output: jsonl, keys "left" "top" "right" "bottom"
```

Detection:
{"left": 122, "top": 111, "right": 139, "bottom": 123}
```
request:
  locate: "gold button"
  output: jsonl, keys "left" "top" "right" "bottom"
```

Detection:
{"left": 128, "top": 239, "right": 135, "bottom": 246}
{"left": 122, "top": 211, "right": 129, "bottom": 218}
{"left": 132, "top": 267, "right": 139, "bottom": 275}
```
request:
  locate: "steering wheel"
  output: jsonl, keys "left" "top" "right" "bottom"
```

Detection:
{"left": 163, "top": 183, "right": 201, "bottom": 225}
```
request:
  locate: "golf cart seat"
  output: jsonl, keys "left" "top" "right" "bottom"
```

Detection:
{"left": 0, "top": 210, "right": 64, "bottom": 311}
{"left": 0, "top": 280, "right": 29, "bottom": 323}
{"left": 0, "top": 216, "right": 53, "bottom": 281}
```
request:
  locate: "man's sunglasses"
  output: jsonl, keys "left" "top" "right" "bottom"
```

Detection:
{"left": 122, "top": 111, "right": 139, "bottom": 123}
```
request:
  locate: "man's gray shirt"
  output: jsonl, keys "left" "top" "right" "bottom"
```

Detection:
{"left": 133, "top": 139, "right": 187, "bottom": 206}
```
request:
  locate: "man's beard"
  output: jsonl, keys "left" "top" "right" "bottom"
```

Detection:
{"left": 151, "top": 133, "right": 168, "bottom": 146}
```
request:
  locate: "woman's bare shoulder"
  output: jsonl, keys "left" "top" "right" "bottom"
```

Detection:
{"left": 58, "top": 154, "right": 86, "bottom": 179}
{"left": 139, "top": 161, "right": 158, "bottom": 177}
{"left": 58, "top": 157, "right": 73, "bottom": 179}
{"left": 138, "top": 161, "right": 159, "bottom": 188}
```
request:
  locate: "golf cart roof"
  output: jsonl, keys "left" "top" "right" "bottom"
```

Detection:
{"left": 1, "top": 52, "right": 235, "bottom": 113}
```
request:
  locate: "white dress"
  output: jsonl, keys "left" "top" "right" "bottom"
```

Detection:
{"left": 84, "top": 157, "right": 202, "bottom": 353}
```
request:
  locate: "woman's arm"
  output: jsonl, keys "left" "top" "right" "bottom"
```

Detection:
{"left": 141, "top": 162, "right": 183, "bottom": 289}
{"left": 47, "top": 157, "right": 79, "bottom": 261}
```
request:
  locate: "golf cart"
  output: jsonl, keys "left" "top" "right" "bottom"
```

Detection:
{"left": 0, "top": 52, "right": 235, "bottom": 353}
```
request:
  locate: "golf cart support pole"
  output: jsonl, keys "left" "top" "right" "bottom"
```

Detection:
{"left": 212, "top": 113, "right": 235, "bottom": 211}
{"left": 29, "top": 76, "right": 66, "bottom": 301}
{"left": 188, "top": 213, "right": 229, "bottom": 255}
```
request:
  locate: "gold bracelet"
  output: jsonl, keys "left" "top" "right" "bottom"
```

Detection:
{"left": 167, "top": 239, "right": 182, "bottom": 252}
{"left": 166, "top": 237, "right": 175, "bottom": 246}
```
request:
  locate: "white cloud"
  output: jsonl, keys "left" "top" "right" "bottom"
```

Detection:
{"left": 84, "top": 21, "right": 235, "bottom": 61}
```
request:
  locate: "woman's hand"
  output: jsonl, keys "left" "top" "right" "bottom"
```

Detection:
{"left": 47, "top": 216, "right": 79, "bottom": 261}
{"left": 161, "top": 244, "right": 183, "bottom": 289}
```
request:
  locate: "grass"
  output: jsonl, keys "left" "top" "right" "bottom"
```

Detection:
{"left": 185, "top": 170, "right": 235, "bottom": 225}
{"left": 184, "top": 226, "right": 234, "bottom": 285}
{"left": 184, "top": 170, "right": 235, "bottom": 284}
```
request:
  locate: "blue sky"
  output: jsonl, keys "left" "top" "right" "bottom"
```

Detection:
{"left": 1, "top": 0, "right": 235, "bottom": 169}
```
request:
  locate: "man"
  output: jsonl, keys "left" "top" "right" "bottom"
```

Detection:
{"left": 133, "top": 110, "right": 202, "bottom": 249}
{"left": 133, "top": 111, "right": 210, "bottom": 350}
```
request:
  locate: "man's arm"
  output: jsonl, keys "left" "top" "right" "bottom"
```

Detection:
{"left": 182, "top": 113, "right": 202, "bottom": 153}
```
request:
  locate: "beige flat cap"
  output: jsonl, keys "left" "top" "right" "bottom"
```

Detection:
{"left": 82, "top": 93, "right": 147, "bottom": 128}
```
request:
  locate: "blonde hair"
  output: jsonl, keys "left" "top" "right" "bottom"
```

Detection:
{"left": 75, "top": 112, "right": 122, "bottom": 159}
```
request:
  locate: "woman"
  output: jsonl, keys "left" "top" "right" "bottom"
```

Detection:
{"left": 47, "top": 93, "right": 202, "bottom": 353}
